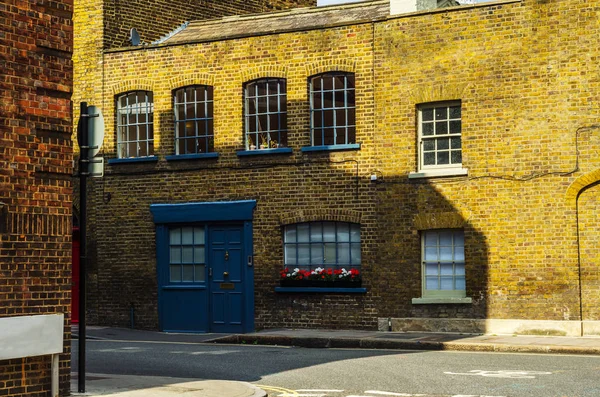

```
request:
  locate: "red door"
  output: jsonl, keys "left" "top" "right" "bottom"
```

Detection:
{"left": 72, "top": 228, "right": 80, "bottom": 324}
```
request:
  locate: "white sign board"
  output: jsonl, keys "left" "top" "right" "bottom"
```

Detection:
{"left": 0, "top": 314, "right": 64, "bottom": 360}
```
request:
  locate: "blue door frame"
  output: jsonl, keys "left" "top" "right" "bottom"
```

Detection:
{"left": 151, "top": 201, "right": 256, "bottom": 333}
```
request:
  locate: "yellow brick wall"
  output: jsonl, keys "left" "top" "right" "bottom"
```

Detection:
{"left": 85, "top": 0, "right": 600, "bottom": 330}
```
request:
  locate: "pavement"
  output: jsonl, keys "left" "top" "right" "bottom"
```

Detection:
{"left": 71, "top": 325, "right": 600, "bottom": 397}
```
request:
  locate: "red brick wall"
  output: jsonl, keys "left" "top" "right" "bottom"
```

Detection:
{"left": 0, "top": 0, "right": 73, "bottom": 395}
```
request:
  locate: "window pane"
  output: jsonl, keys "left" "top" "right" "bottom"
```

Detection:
{"left": 425, "top": 262, "right": 438, "bottom": 276}
{"left": 435, "top": 121, "right": 448, "bottom": 135}
{"left": 425, "top": 231, "right": 438, "bottom": 246}
{"left": 194, "top": 228, "right": 205, "bottom": 244}
{"left": 437, "top": 138, "right": 449, "bottom": 150}
{"left": 170, "top": 265, "right": 181, "bottom": 282}
{"left": 311, "top": 245, "right": 323, "bottom": 264}
{"left": 454, "top": 231, "right": 464, "bottom": 246}
{"left": 170, "top": 247, "right": 181, "bottom": 264}
{"left": 455, "top": 262, "right": 465, "bottom": 275}
{"left": 310, "top": 223, "right": 323, "bottom": 242}
{"left": 426, "top": 277, "right": 438, "bottom": 290}
{"left": 182, "top": 247, "right": 193, "bottom": 263}
{"left": 440, "top": 277, "right": 454, "bottom": 290}
{"left": 435, "top": 107, "right": 447, "bottom": 119}
{"left": 423, "top": 140, "right": 435, "bottom": 151}
{"left": 440, "top": 246, "right": 453, "bottom": 261}
{"left": 422, "top": 123, "right": 434, "bottom": 136}
{"left": 439, "top": 231, "right": 453, "bottom": 246}
{"left": 449, "top": 105, "right": 461, "bottom": 118}
{"left": 324, "top": 243, "right": 336, "bottom": 264}
{"left": 195, "top": 264, "right": 206, "bottom": 282}
{"left": 437, "top": 151, "right": 449, "bottom": 164}
{"left": 440, "top": 263, "right": 453, "bottom": 275}
{"left": 425, "top": 247, "right": 437, "bottom": 261}
{"left": 337, "top": 223, "right": 350, "bottom": 242}
{"left": 298, "top": 244, "right": 310, "bottom": 265}
{"left": 194, "top": 247, "right": 205, "bottom": 263}
{"left": 182, "top": 265, "right": 194, "bottom": 282}
{"left": 350, "top": 224, "right": 360, "bottom": 242}
{"left": 451, "top": 151, "right": 462, "bottom": 164}
{"left": 170, "top": 228, "right": 181, "bottom": 244}
{"left": 455, "top": 276, "right": 466, "bottom": 290}
{"left": 449, "top": 120, "right": 461, "bottom": 134}
{"left": 351, "top": 243, "right": 361, "bottom": 264}
{"left": 285, "top": 245, "right": 297, "bottom": 265}
{"left": 323, "top": 222, "right": 336, "bottom": 242}
{"left": 338, "top": 243, "right": 350, "bottom": 264}
{"left": 424, "top": 152, "right": 435, "bottom": 165}
{"left": 455, "top": 246, "right": 465, "bottom": 261}
{"left": 451, "top": 137, "right": 461, "bottom": 149}
{"left": 181, "top": 227, "right": 194, "bottom": 244}
{"left": 297, "top": 223, "right": 309, "bottom": 243}
{"left": 422, "top": 108, "right": 433, "bottom": 121}
{"left": 285, "top": 225, "right": 297, "bottom": 243}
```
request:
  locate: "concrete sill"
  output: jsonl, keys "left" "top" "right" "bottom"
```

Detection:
{"left": 301, "top": 143, "right": 360, "bottom": 152}
{"left": 412, "top": 297, "right": 472, "bottom": 305}
{"left": 237, "top": 148, "right": 293, "bottom": 157}
{"left": 408, "top": 168, "right": 468, "bottom": 179}
{"left": 108, "top": 156, "right": 158, "bottom": 164}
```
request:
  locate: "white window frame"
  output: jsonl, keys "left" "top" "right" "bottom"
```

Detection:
{"left": 410, "top": 101, "right": 467, "bottom": 179}
{"left": 116, "top": 91, "right": 154, "bottom": 158}
{"left": 420, "top": 229, "right": 466, "bottom": 299}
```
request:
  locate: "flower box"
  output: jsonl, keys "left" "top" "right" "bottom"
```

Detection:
{"left": 279, "top": 267, "right": 362, "bottom": 288}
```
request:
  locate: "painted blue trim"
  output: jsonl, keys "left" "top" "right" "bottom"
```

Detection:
{"left": 156, "top": 225, "right": 168, "bottom": 331}
{"left": 300, "top": 144, "right": 361, "bottom": 152}
{"left": 275, "top": 287, "right": 367, "bottom": 293}
{"left": 236, "top": 148, "right": 292, "bottom": 157}
{"left": 150, "top": 200, "right": 256, "bottom": 224}
{"left": 244, "top": 220, "right": 254, "bottom": 333}
{"left": 161, "top": 285, "right": 207, "bottom": 290}
{"left": 165, "top": 153, "right": 219, "bottom": 161}
{"left": 108, "top": 156, "right": 158, "bottom": 164}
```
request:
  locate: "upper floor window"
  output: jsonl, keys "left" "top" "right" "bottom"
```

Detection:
{"left": 116, "top": 91, "right": 154, "bottom": 158}
{"left": 418, "top": 101, "right": 462, "bottom": 171}
{"left": 284, "top": 222, "right": 361, "bottom": 270}
{"left": 309, "top": 72, "right": 355, "bottom": 146}
{"left": 244, "top": 78, "right": 287, "bottom": 150}
{"left": 173, "top": 85, "right": 214, "bottom": 155}
{"left": 421, "top": 229, "right": 465, "bottom": 298}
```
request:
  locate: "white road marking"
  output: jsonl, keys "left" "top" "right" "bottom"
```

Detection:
{"left": 296, "top": 390, "right": 344, "bottom": 393}
{"left": 365, "top": 391, "right": 426, "bottom": 396}
{"left": 444, "top": 370, "right": 552, "bottom": 379}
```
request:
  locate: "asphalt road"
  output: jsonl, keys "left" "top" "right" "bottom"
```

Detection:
{"left": 72, "top": 339, "right": 600, "bottom": 397}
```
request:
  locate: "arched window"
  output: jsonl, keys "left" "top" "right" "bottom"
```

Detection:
{"left": 116, "top": 91, "right": 154, "bottom": 158}
{"left": 173, "top": 85, "right": 214, "bottom": 155}
{"left": 309, "top": 72, "right": 355, "bottom": 146}
{"left": 283, "top": 221, "right": 361, "bottom": 270}
{"left": 244, "top": 78, "right": 287, "bottom": 150}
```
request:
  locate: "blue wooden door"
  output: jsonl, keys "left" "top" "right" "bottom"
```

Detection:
{"left": 209, "top": 226, "right": 245, "bottom": 333}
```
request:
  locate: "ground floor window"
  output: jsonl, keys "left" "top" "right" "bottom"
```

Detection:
{"left": 169, "top": 226, "right": 206, "bottom": 283}
{"left": 422, "top": 229, "right": 465, "bottom": 298}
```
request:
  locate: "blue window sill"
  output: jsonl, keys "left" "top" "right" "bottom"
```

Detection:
{"left": 275, "top": 287, "right": 367, "bottom": 293}
{"left": 237, "top": 148, "right": 293, "bottom": 157}
{"left": 108, "top": 156, "right": 158, "bottom": 164}
{"left": 165, "top": 153, "right": 219, "bottom": 161}
{"left": 301, "top": 144, "right": 361, "bottom": 152}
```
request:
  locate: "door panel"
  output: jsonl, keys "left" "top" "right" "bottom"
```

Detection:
{"left": 209, "top": 226, "right": 245, "bottom": 333}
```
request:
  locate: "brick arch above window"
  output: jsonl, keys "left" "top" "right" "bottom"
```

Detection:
{"left": 110, "top": 80, "right": 154, "bottom": 96}
{"left": 279, "top": 209, "right": 361, "bottom": 226}
{"left": 405, "top": 82, "right": 471, "bottom": 105}
{"left": 566, "top": 168, "right": 600, "bottom": 208}
{"left": 241, "top": 65, "right": 288, "bottom": 83}
{"left": 413, "top": 212, "right": 466, "bottom": 231}
{"left": 305, "top": 59, "right": 356, "bottom": 77}
{"left": 167, "top": 73, "right": 215, "bottom": 91}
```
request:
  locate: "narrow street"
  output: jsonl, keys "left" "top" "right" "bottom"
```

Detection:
{"left": 72, "top": 338, "right": 600, "bottom": 397}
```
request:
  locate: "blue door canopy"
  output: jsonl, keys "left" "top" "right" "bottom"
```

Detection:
{"left": 150, "top": 200, "right": 257, "bottom": 224}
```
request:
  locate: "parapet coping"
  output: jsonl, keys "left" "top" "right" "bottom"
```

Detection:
{"left": 106, "top": 0, "right": 521, "bottom": 53}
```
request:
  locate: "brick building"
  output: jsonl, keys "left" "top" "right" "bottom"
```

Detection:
{"left": 0, "top": 0, "right": 73, "bottom": 396}
{"left": 80, "top": 0, "right": 600, "bottom": 336}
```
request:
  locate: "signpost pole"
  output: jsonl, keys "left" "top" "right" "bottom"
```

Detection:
{"left": 78, "top": 102, "right": 88, "bottom": 393}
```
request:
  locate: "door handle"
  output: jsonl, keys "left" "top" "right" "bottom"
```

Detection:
{"left": 223, "top": 271, "right": 229, "bottom": 278}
